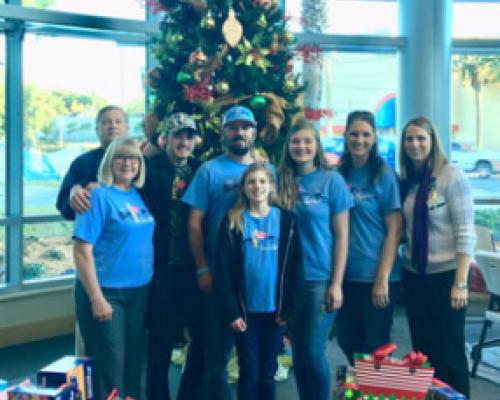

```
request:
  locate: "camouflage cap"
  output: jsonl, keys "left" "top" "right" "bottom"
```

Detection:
{"left": 164, "top": 112, "right": 198, "bottom": 136}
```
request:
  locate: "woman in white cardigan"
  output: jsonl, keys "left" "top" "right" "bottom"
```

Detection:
{"left": 399, "top": 116, "right": 475, "bottom": 397}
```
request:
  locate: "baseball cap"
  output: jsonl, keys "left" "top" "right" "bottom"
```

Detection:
{"left": 164, "top": 112, "right": 198, "bottom": 136}
{"left": 222, "top": 106, "right": 257, "bottom": 127}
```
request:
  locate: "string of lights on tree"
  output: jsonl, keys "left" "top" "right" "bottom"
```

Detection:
{"left": 146, "top": 0, "right": 333, "bottom": 162}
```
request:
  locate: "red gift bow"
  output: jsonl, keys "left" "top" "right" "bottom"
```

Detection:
{"left": 403, "top": 351, "right": 429, "bottom": 368}
{"left": 372, "top": 343, "right": 397, "bottom": 362}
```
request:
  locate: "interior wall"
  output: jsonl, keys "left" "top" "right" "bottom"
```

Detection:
{"left": 0, "top": 285, "right": 75, "bottom": 348}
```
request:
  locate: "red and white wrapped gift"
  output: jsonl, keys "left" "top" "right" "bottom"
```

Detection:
{"left": 354, "top": 343, "right": 435, "bottom": 400}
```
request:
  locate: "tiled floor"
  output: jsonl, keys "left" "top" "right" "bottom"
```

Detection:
{"left": 1, "top": 300, "right": 499, "bottom": 399}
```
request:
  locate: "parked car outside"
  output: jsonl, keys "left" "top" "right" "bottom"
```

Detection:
{"left": 321, "top": 135, "right": 397, "bottom": 169}
{"left": 451, "top": 141, "right": 500, "bottom": 178}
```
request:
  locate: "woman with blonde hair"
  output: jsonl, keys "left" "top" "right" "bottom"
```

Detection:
{"left": 399, "top": 116, "right": 475, "bottom": 397}
{"left": 278, "top": 119, "right": 353, "bottom": 400}
{"left": 73, "top": 136, "right": 154, "bottom": 400}
{"left": 214, "top": 163, "right": 301, "bottom": 400}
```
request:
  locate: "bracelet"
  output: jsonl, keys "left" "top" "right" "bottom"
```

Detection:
{"left": 454, "top": 282, "right": 468, "bottom": 290}
{"left": 196, "top": 266, "right": 210, "bottom": 276}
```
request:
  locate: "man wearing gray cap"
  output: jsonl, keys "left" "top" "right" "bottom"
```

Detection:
{"left": 182, "top": 105, "right": 258, "bottom": 400}
{"left": 140, "top": 112, "right": 203, "bottom": 400}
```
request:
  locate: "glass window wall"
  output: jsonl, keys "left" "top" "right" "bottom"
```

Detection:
{"left": 23, "top": 34, "right": 146, "bottom": 215}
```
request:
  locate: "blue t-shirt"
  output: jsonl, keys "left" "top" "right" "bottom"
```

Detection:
{"left": 242, "top": 207, "right": 281, "bottom": 313}
{"left": 182, "top": 155, "right": 274, "bottom": 266}
{"left": 73, "top": 186, "right": 155, "bottom": 288}
{"left": 345, "top": 165, "right": 401, "bottom": 282}
{"left": 294, "top": 169, "right": 354, "bottom": 281}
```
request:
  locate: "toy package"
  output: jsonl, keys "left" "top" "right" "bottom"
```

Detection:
{"left": 353, "top": 344, "right": 435, "bottom": 400}
{"left": 7, "top": 382, "right": 76, "bottom": 400}
{"left": 37, "top": 357, "right": 92, "bottom": 400}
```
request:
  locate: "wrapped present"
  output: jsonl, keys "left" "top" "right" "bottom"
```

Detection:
{"left": 37, "top": 356, "right": 93, "bottom": 400}
{"left": 7, "top": 382, "right": 76, "bottom": 400}
{"left": 354, "top": 343, "right": 435, "bottom": 400}
{"left": 426, "top": 379, "right": 467, "bottom": 400}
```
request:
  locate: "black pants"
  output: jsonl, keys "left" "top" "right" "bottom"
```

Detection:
{"left": 402, "top": 269, "right": 469, "bottom": 397}
{"left": 336, "top": 280, "right": 396, "bottom": 365}
{"left": 75, "top": 280, "right": 148, "bottom": 400}
{"left": 146, "top": 264, "right": 204, "bottom": 400}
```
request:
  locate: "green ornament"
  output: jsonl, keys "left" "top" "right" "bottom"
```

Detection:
{"left": 250, "top": 95, "right": 267, "bottom": 109}
{"left": 176, "top": 71, "right": 194, "bottom": 84}
{"left": 170, "top": 33, "right": 184, "bottom": 44}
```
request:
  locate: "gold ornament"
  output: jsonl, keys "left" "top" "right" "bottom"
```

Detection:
{"left": 257, "top": 14, "right": 268, "bottom": 28}
{"left": 222, "top": 8, "right": 243, "bottom": 47}
{"left": 189, "top": 49, "right": 208, "bottom": 65}
{"left": 215, "top": 80, "right": 230, "bottom": 95}
{"left": 283, "top": 31, "right": 295, "bottom": 44}
{"left": 283, "top": 78, "right": 295, "bottom": 93}
{"left": 269, "top": 34, "right": 279, "bottom": 54}
{"left": 201, "top": 12, "right": 216, "bottom": 30}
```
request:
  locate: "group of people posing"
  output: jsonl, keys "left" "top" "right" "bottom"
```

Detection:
{"left": 56, "top": 104, "right": 476, "bottom": 400}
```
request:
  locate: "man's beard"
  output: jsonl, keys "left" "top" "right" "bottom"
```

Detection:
{"left": 228, "top": 144, "right": 251, "bottom": 156}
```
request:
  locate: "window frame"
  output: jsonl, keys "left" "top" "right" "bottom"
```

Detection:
{"left": 0, "top": 3, "right": 155, "bottom": 294}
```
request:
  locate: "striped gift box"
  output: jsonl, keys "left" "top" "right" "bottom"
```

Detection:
{"left": 354, "top": 345, "right": 435, "bottom": 400}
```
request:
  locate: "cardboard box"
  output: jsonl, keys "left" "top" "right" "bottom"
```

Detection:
{"left": 37, "top": 357, "right": 92, "bottom": 400}
{"left": 7, "top": 383, "right": 75, "bottom": 400}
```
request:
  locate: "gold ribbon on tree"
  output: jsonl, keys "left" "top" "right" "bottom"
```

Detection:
{"left": 259, "top": 92, "right": 288, "bottom": 144}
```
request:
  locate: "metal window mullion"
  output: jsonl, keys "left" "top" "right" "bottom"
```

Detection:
{"left": 5, "top": 19, "right": 24, "bottom": 289}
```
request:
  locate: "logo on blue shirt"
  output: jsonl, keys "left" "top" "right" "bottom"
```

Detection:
{"left": 118, "top": 203, "right": 153, "bottom": 223}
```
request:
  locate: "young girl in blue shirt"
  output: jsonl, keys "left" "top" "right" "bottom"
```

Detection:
{"left": 278, "top": 119, "right": 353, "bottom": 400}
{"left": 214, "top": 163, "right": 301, "bottom": 400}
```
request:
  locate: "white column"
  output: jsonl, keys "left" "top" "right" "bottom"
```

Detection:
{"left": 399, "top": 0, "right": 452, "bottom": 153}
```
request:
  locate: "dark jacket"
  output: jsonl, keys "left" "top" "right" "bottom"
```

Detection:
{"left": 139, "top": 153, "right": 200, "bottom": 267}
{"left": 56, "top": 147, "right": 104, "bottom": 220}
{"left": 214, "top": 208, "right": 302, "bottom": 326}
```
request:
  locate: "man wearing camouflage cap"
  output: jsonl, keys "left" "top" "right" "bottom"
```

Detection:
{"left": 140, "top": 112, "right": 203, "bottom": 400}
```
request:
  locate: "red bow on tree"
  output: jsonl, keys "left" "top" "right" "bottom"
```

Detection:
{"left": 296, "top": 44, "right": 322, "bottom": 63}
{"left": 183, "top": 77, "right": 213, "bottom": 102}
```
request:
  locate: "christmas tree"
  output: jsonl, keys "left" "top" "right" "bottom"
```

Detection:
{"left": 146, "top": 0, "right": 304, "bottom": 163}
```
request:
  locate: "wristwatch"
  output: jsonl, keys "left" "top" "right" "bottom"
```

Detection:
{"left": 454, "top": 282, "right": 468, "bottom": 290}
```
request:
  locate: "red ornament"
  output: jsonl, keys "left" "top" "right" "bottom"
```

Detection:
{"left": 253, "top": 0, "right": 272, "bottom": 9}
{"left": 183, "top": 76, "right": 213, "bottom": 102}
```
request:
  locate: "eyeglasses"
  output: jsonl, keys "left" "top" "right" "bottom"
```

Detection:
{"left": 113, "top": 154, "right": 140, "bottom": 163}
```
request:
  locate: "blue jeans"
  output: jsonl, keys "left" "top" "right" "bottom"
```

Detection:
{"left": 235, "top": 313, "right": 284, "bottom": 400}
{"left": 288, "top": 281, "right": 336, "bottom": 400}
{"left": 336, "top": 280, "right": 396, "bottom": 365}
{"left": 202, "top": 291, "right": 234, "bottom": 400}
